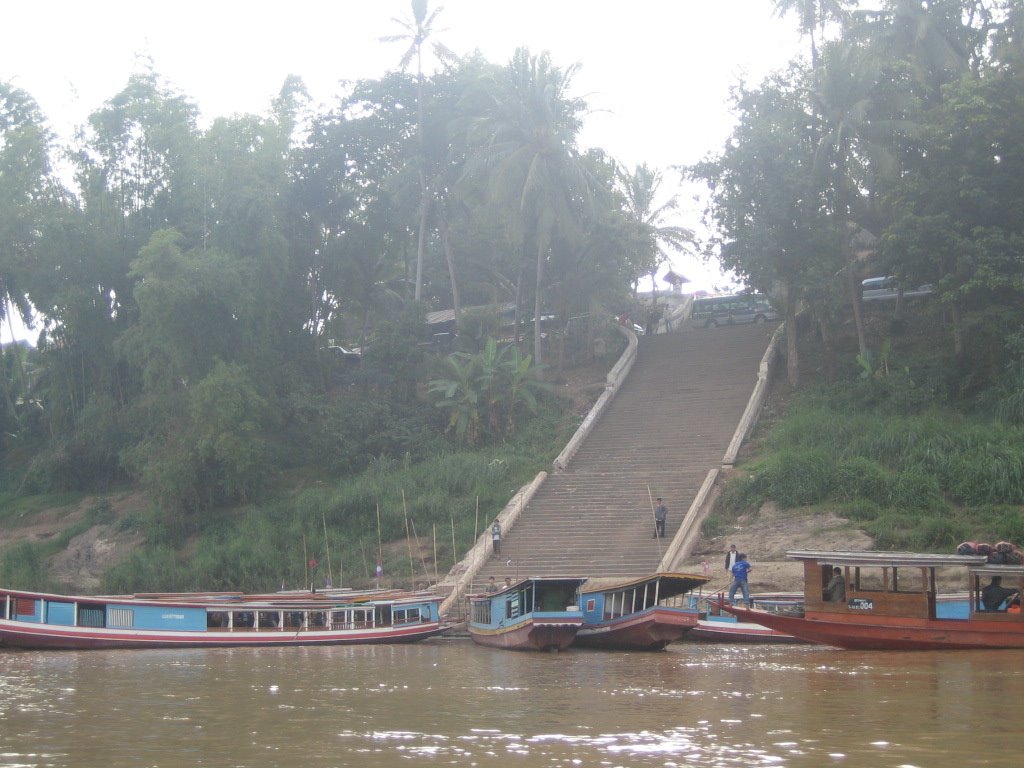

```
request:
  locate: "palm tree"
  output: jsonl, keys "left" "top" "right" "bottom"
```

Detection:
{"left": 616, "top": 163, "right": 693, "bottom": 323}
{"left": 773, "top": 0, "right": 856, "bottom": 67}
{"left": 381, "top": 0, "right": 457, "bottom": 302}
{"left": 463, "top": 49, "right": 596, "bottom": 367}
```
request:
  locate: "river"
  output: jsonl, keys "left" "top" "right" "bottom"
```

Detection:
{"left": 1, "top": 639, "right": 1021, "bottom": 767}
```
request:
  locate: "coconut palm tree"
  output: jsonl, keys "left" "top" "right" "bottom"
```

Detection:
{"left": 616, "top": 163, "right": 693, "bottom": 319}
{"left": 463, "top": 49, "right": 596, "bottom": 367}
{"left": 773, "top": 0, "right": 856, "bottom": 67}
{"left": 381, "top": 0, "right": 457, "bottom": 303}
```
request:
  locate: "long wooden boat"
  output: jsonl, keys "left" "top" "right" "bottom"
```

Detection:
{"left": 468, "top": 577, "right": 585, "bottom": 651}
{"left": 574, "top": 572, "right": 709, "bottom": 650}
{"left": 721, "top": 550, "right": 1024, "bottom": 650}
{"left": 0, "top": 586, "right": 449, "bottom": 649}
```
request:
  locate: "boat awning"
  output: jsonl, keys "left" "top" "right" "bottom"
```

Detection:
{"left": 787, "top": 550, "right": 990, "bottom": 568}
{"left": 967, "top": 564, "right": 1024, "bottom": 578}
{"left": 581, "top": 572, "right": 709, "bottom": 599}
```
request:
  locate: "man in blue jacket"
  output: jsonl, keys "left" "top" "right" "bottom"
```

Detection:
{"left": 728, "top": 553, "right": 753, "bottom": 608}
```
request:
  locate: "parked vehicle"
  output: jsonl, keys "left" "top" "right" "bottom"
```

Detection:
{"left": 690, "top": 294, "right": 777, "bottom": 328}
{"left": 861, "top": 276, "right": 933, "bottom": 301}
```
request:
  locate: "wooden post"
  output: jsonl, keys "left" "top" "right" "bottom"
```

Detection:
{"left": 322, "top": 513, "right": 333, "bottom": 587}
{"left": 402, "top": 490, "right": 415, "bottom": 586}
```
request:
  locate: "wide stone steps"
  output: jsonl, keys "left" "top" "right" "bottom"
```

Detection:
{"left": 469, "top": 322, "right": 777, "bottom": 587}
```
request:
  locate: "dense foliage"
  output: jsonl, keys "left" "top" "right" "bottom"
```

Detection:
{"left": 693, "top": 0, "right": 1024, "bottom": 395}
{"left": 691, "top": 0, "right": 1024, "bottom": 550}
{"left": 0, "top": 40, "right": 662, "bottom": 518}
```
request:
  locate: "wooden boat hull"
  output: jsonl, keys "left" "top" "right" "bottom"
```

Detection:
{"left": 688, "top": 615, "right": 803, "bottom": 644}
{"left": 469, "top": 617, "right": 581, "bottom": 651}
{"left": 575, "top": 606, "right": 698, "bottom": 650}
{"left": 0, "top": 619, "right": 448, "bottom": 650}
{"left": 723, "top": 605, "right": 1024, "bottom": 650}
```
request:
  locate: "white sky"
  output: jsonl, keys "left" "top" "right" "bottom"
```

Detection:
{"left": 2, "top": 0, "right": 803, "bottom": 342}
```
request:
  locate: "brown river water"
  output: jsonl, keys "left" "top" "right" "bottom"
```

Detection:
{"left": 1, "top": 639, "right": 1021, "bottom": 768}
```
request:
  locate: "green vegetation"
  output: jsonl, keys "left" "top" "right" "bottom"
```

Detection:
{"left": 3, "top": 1, "right": 1024, "bottom": 588}
{"left": 715, "top": 338, "right": 1024, "bottom": 552}
{"left": 692, "top": 1, "right": 1024, "bottom": 553}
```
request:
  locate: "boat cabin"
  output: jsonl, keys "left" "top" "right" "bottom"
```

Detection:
{"left": 790, "top": 551, "right": 1023, "bottom": 621}
{"left": 580, "top": 573, "right": 706, "bottom": 625}
{"left": 469, "top": 577, "right": 584, "bottom": 626}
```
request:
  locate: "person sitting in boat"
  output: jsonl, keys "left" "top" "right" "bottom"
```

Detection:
{"left": 825, "top": 567, "right": 846, "bottom": 602}
{"left": 485, "top": 577, "right": 498, "bottom": 593}
{"left": 981, "top": 576, "right": 1020, "bottom": 611}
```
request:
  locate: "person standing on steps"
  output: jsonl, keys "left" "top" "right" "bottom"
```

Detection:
{"left": 491, "top": 519, "right": 502, "bottom": 555}
{"left": 653, "top": 498, "right": 667, "bottom": 538}
{"left": 725, "top": 544, "right": 739, "bottom": 573}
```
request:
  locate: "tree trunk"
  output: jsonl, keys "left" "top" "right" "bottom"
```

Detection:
{"left": 414, "top": 169, "right": 428, "bottom": 302}
{"left": 847, "top": 261, "right": 867, "bottom": 358}
{"left": 785, "top": 285, "right": 800, "bottom": 387}
{"left": 440, "top": 215, "right": 460, "bottom": 333}
{"left": 951, "top": 297, "right": 964, "bottom": 358}
{"left": 534, "top": 237, "right": 545, "bottom": 369}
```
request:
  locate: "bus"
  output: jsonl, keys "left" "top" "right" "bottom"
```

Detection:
{"left": 690, "top": 294, "right": 777, "bottom": 328}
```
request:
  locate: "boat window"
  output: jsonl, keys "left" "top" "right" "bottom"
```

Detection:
{"left": 470, "top": 600, "right": 492, "bottom": 625}
{"left": 207, "top": 611, "right": 229, "bottom": 628}
{"left": 309, "top": 611, "right": 327, "bottom": 628}
{"left": 78, "top": 604, "right": 105, "bottom": 628}
{"left": 108, "top": 608, "right": 134, "bottom": 628}
{"left": 392, "top": 608, "right": 417, "bottom": 625}
{"left": 233, "top": 611, "right": 255, "bottom": 628}
{"left": 258, "top": 611, "right": 280, "bottom": 629}
{"left": 507, "top": 592, "right": 521, "bottom": 619}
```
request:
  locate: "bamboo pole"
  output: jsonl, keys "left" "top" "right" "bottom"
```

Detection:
{"left": 402, "top": 490, "right": 415, "bottom": 586}
{"left": 432, "top": 523, "right": 439, "bottom": 582}
{"left": 360, "top": 540, "right": 369, "bottom": 579}
{"left": 647, "top": 484, "right": 663, "bottom": 558}
{"left": 410, "top": 518, "right": 430, "bottom": 581}
{"left": 322, "top": 513, "right": 333, "bottom": 587}
{"left": 451, "top": 516, "right": 457, "bottom": 569}
{"left": 303, "top": 535, "right": 309, "bottom": 591}
{"left": 376, "top": 503, "right": 383, "bottom": 563}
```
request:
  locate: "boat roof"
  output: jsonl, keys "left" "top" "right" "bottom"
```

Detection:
{"left": 0, "top": 586, "right": 439, "bottom": 610}
{"left": 470, "top": 576, "right": 586, "bottom": 599}
{"left": 966, "top": 564, "right": 1024, "bottom": 578}
{"left": 787, "top": 550, "right": 991, "bottom": 568}
{"left": 581, "top": 572, "right": 709, "bottom": 597}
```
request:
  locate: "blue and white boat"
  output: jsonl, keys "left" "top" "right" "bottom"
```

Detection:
{"left": 574, "top": 572, "right": 710, "bottom": 650}
{"left": 0, "top": 586, "right": 449, "bottom": 649}
{"left": 468, "top": 577, "right": 585, "bottom": 651}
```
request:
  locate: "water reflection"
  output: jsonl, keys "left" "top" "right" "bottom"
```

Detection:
{"left": 3, "top": 642, "right": 1024, "bottom": 766}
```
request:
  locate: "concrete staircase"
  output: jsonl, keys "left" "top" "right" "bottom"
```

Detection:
{"left": 470, "top": 323, "right": 777, "bottom": 589}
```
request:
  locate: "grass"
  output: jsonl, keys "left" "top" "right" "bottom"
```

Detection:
{"left": 94, "top": 397, "right": 578, "bottom": 594}
{"left": 717, "top": 379, "right": 1024, "bottom": 553}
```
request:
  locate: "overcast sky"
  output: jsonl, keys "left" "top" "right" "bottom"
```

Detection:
{"left": 2, "top": 1, "right": 803, "bottom": 341}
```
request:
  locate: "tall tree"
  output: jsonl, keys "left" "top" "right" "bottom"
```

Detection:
{"left": 773, "top": 0, "right": 857, "bottom": 67}
{"left": 616, "top": 163, "right": 694, "bottom": 300}
{"left": 464, "top": 49, "right": 595, "bottom": 367}
{"left": 381, "top": 0, "right": 457, "bottom": 302}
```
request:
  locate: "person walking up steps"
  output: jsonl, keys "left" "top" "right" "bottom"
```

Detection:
{"left": 491, "top": 519, "right": 502, "bottom": 555}
{"left": 653, "top": 498, "right": 667, "bottom": 538}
